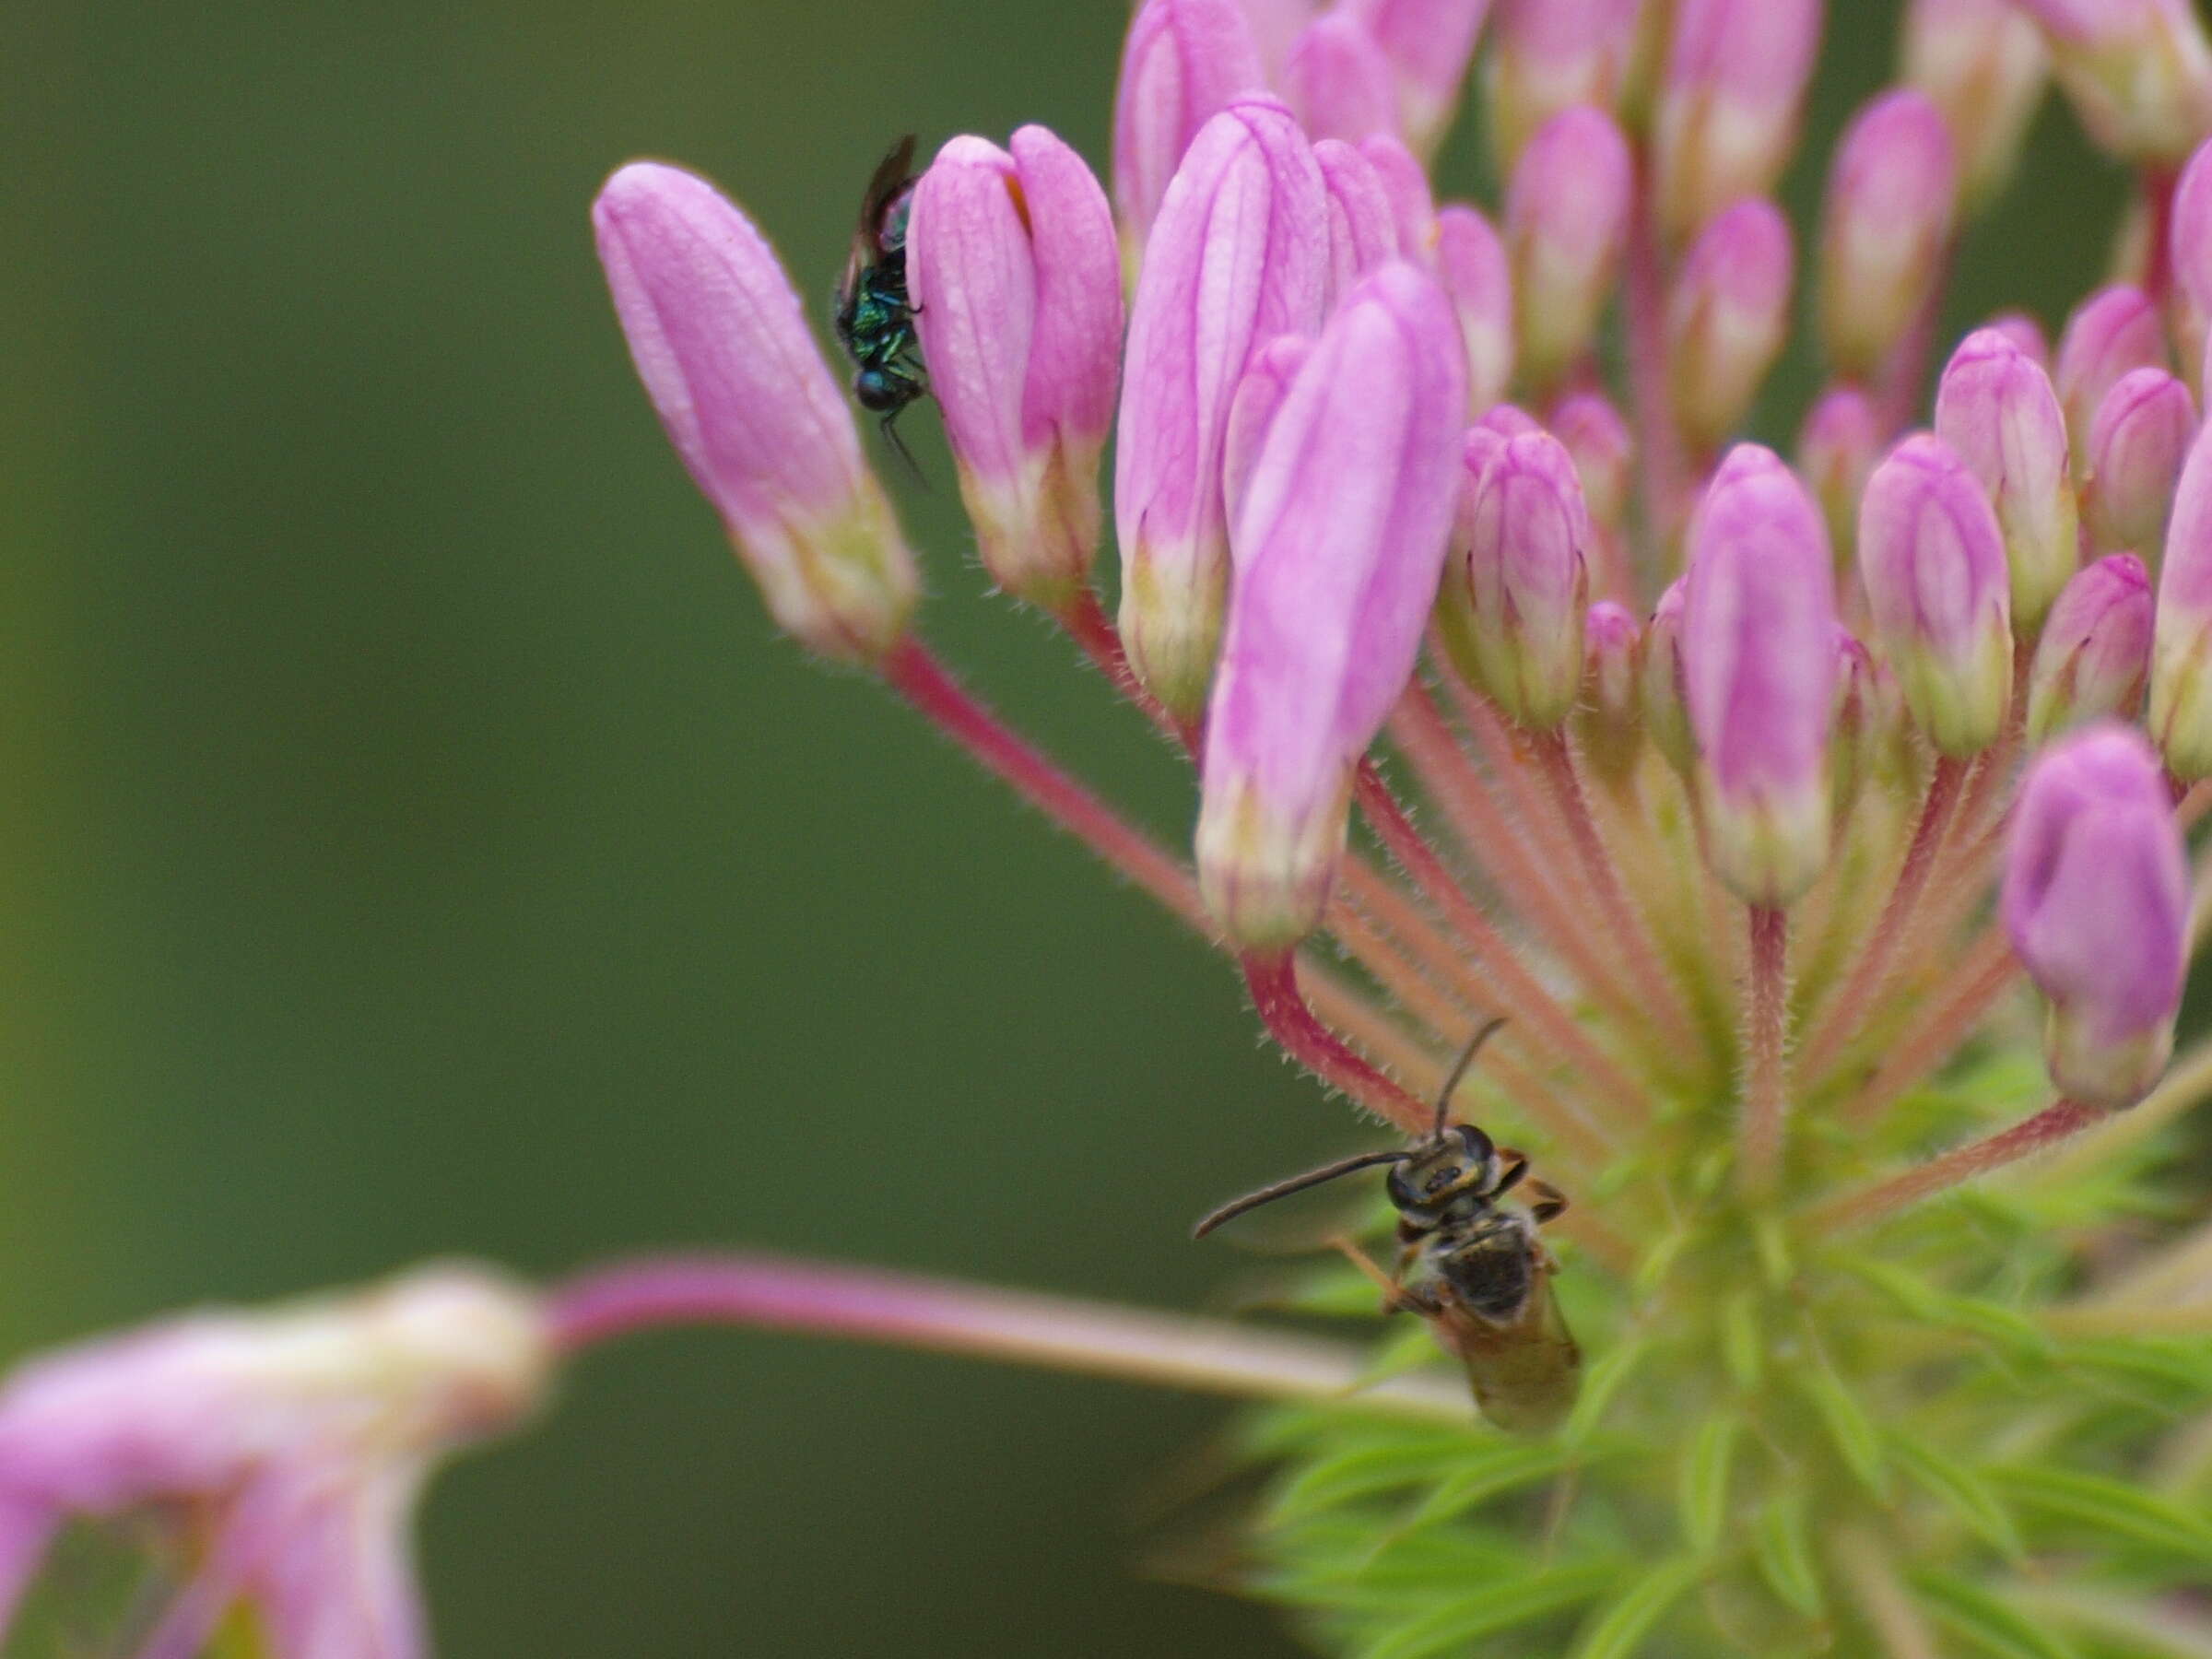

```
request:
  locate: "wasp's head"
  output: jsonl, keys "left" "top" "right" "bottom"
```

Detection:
{"left": 1385, "top": 1123, "right": 1500, "bottom": 1221}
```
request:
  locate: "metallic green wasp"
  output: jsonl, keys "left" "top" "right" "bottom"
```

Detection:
{"left": 833, "top": 135, "right": 927, "bottom": 465}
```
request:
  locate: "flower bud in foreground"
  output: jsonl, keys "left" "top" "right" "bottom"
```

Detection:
{"left": 1642, "top": 578, "right": 1695, "bottom": 774}
{"left": 1314, "top": 138, "right": 1402, "bottom": 308}
{"left": 1506, "top": 105, "right": 1633, "bottom": 394}
{"left": 910, "top": 128, "right": 1123, "bottom": 611}
{"left": 1798, "top": 384, "right": 1883, "bottom": 571}
{"left": 0, "top": 1265, "right": 550, "bottom": 1653}
{"left": 2029, "top": 553, "right": 2154, "bottom": 742}
{"left": 1116, "top": 100, "right": 1326, "bottom": 719}
{"left": 2004, "top": 723, "right": 2188, "bottom": 1106}
{"left": 1345, "top": 0, "right": 1498, "bottom": 155}
{"left": 1857, "top": 433, "right": 2013, "bottom": 755}
{"left": 1934, "top": 327, "right": 2080, "bottom": 629}
{"left": 1653, "top": 0, "right": 1824, "bottom": 244}
{"left": 1438, "top": 426, "right": 1593, "bottom": 729}
{"left": 1361, "top": 134, "right": 1439, "bottom": 255}
{"left": 1285, "top": 11, "right": 1401, "bottom": 141}
{"left": 2150, "top": 418, "right": 2212, "bottom": 777}
{"left": 2010, "top": 0, "right": 2212, "bottom": 162}
{"left": 2086, "top": 367, "right": 2195, "bottom": 553}
{"left": 1485, "top": 0, "right": 1647, "bottom": 167}
{"left": 1222, "top": 335, "right": 1313, "bottom": 533}
{"left": 1437, "top": 204, "right": 1513, "bottom": 415}
{"left": 1112, "top": 0, "right": 1268, "bottom": 255}
{"left": 2053, "top": 284, "right": 2166, "bottom": 458}
{"left": 1198, "top": 263, "right": 1466, "bottom": 948}
{"left": 594, "top": 162, "right": 917, "bottom": 663}
{"left": 1817, "top": 91, "right": 1958, "bottom": 381}
{"left": 1684, "top": 445, "right": 1840, "bottom": 906}
{"left": 1576, "top": 599, "right": 1643, "bottom": 782}
{"left": 1667, "top": 198, "right": 1794, "bottom": 454}
{"left": 1901, "top": 0, "right": 2051, "bottom": 206}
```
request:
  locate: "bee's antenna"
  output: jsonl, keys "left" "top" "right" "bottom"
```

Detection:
{"left": 1192, "top": 1148, "right": 1412, "bottom": 1240}
{"left": 1432, "top": 1017, "right": 1507, "bottom": 1142}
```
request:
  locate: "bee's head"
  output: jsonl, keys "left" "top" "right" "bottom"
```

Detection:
{"left": 854, "top": 369, "right": 905, "bottom": 413}
{"left": 1385, "top": 1122, "right": 1500, "bottom": 1218}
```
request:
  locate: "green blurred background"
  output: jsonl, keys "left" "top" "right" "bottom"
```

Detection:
{"left": 0, "top": 1, "right": 2131, "bottom": 1653}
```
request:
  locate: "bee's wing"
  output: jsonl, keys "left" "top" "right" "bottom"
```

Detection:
{"left": 1439, "top": 1278, "right": 1581, "bottom": 1437}
{"left": 858, "top": 135, "right": 919, "bottom": 247}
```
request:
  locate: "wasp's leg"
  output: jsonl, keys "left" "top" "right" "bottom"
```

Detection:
{"left": 1524, "top": 1178, "right": 1569, "bottom": 1224}
{"left": 1325, "top": 1233, "right": 1442, "bottom": 1318}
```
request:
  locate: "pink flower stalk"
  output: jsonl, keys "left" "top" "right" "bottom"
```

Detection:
{"left": 2086, "top": 366, "right": 2195, "bottom": 553}
{"left": 909, "top": 127, "right": 1124, "bottom": 612}
{"left": 1933, "top": 326, "right": 2081, "bottom": 630}
{"left": 593, "top": 162, "right": 917, "bottom": 664}
{"left": 1641, "top": 576, "right": 1694, "bottom": 772}
{"left": 1505, "top": 104, "right": 1633, "bottom": 394}
{"left": 1817, "top": 90, "right": 1959, "bottom": 381}
{"left": 2053, "top": 284, "right": 2167, "bottom": 459}
{"left": 1667, "top": 197, "right": 1795, "bottom": 454}
{"left": 1343, "top": 0, "right": 1497, "bottom": 155}
{"left": 0, "top": 1266, "right": 549, "bottom": 1657}
{"left": 1900, "top": 0, "right": 2052, "bottom": 206}
{"left": 1284, "top": 10, "right": 1402, "bottom": 141}
{"left": 1684, "top": 444, "right": 1841, "bottom": 906}
{"left": 1577, "top": 597, "right": 1644, "bottom": 781}
{"left": 1314, "top": 138, "right": 1403, "bottom": 308}
{"left": 1115, "top": 98, "right": 1327, "bottom": 719}
{"left": 1436, "top": 203, "right": 1513, "bottom": 415}
{"left": 1484, "top": 0, "right": 1650, "bottom": 167}
{"left": 2150, "top": 417, "right": 2212, "bottom": 777}
{"left": 2029, "top": 553, "right": 2156, "bottom": 742}
{"left": 1857, "top": 432, "right": 2014, "bottom": 755}
{"left": 2003, "top": 722, "right": 2189, "bottom": 1105}
{"left": 1437, "top": 425, "right": 1594, "bottom": 730}
{"left": 1112, "top": 0, "right": 1268, "bottom": 256}
{"left": 1652, "top": 0, "right": 1825, "bottom": 245}
{"left": 1798, "top": 383, "right": 1884, "bottom": 569}
{"left": 1196, "top": 262, "right": 1465, "bottom": 948}
{"left": 2009, "top": 0, "right": 2212, "bottom": 161}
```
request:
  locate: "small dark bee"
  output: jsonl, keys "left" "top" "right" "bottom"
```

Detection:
{"left": 834, "top": 135, "right": 928, "bottom": 465}
{"left": 1194, "top": 1019, "right": 1582, "bottom": 1435}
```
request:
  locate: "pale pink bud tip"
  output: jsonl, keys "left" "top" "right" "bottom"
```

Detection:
{"left": 1668, "top": 197, "right": 1794, "bottom": 453}
{"left": 2086, "top": 367, "right": 2195, "bottom": 553}
{"left": 1197, "top": 262, "right": 1466, "bottom": 948}
{"left": 1684, "top": 444, "right": 1839, "bottom": 906}
{"left": 1934, "top": 327, "right": 2080, "bottom": 629}
{"left": 1577, "top": 598, "right": 1644, "bottom": 781}
{"left": 1314, "top": 139, "right": 1403, "bottom": 309}
{"left": 2003, "top": 722, "right": 2188, "bottom": 1106}
{"left": 2012, "top": 0, "right": 2212, "bottom": 161}
{"left": 1437, "top": 204, "right": 1513, "bottom": 415}
{"left": 1797, "top": 385, "right": 1883, "bottom": 568}
{"left": 1347, "top": 0, "right": 1498, "bottom": 155}
{"left": 2053, "top": 284, "right": 2167, "bottom": 459}
{"left": 2028, "top": 554, "right": 2154, "bottom": 743}
{"left": 1654, "top": 0, "right": 1825, "bottom": 243}
{"left": 1641, "top": 579, "right": 1695, "bottom": 775}
{"left": 1818, "top": 90, "right": 1958, "bottom": 380}
{"left": 1285, "top": 12, "right": 1401, "bottom": 141}
{"left": 1902, "top": 0, "right": 2051, "bottom": 206}
{"left": 1486, "top": 0, "right": 1647, "bottom": 167}
{"left": 1551, "top": 392, "right": 1634, "bottom": 535}
{"left": 1506, "top": 104, "right": 1633, "bottom": 393}
{"left": 2150, "top": 416, "right": 2212, "bottom": 777}
{"left": 1113, "top": 0, "right": 1268, "bottom": 254}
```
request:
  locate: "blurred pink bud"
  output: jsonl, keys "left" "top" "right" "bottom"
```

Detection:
{"left": 1477, "top": 403, "right": 1543, "bottom": 440}
{"left": 1817, "top": 91, "right": 1959, "bottom": 380}
{"left": 1360, "top": 133, "right": 1439, "bottom": 254}
{"left": 0, "top": 1266, "right": 548, "bottom": 1656}
{"left": 2173, "top": 134, "right": 2212, "bottom": 317}
{"left": 1437, "top": 203, "right": 1513, "bottom": 413}
{"left": 1641, "top": 578, "right": 1695, "bottom": 773}
{"left": 1222, "top": 335, "right": 1314, "bottom": 533}
{"left": 594, "top": 161, "right": 917, "bottom": 663}
{"left": 1116, "top": 99, "right": 1327, "bottom": 718}
{"left": 1653, "top": 0, "right": 1825, "bottom": 244}
{"left": 1684, "top": 444, "right": 1840, "bottom": 906}
{"left": 2003, "top": 722, "right": 2188, "bottom": 1105}
{"left": 1235, "top": 0, "right": 1324, "bottom": 76}
{"left": 1486, "top": 0, "right": 1649, "bottom": 166}
{"left": 2010, "top": 0, "right": 2212, "bottom": 161}
{"left": 1667, "top": 197, "right": 1794, "bottom": 453}
{"left": 1934, "top": 327, "right": 2081, "bottom": 629}
{"left": 1285, "top": 10, "right": 1402, "bottom": 140}
{"left": 910, "top": 128, "right": 1124, "bottom": 610}
{"left": 1984, "top": 308, "right": 2053, "bottom": 367}
{"left": 1438, "top": 426, "right": 1594, "bottom": 728}
{"left": 1314, "top": 138, "right": 1403, "bottom": 307}
{"left": 1901, "top": 0, "right": 2052, "bottom": 205}
{"left": 1577, "top": 598, "right": 1645, "bottom": 781}
{"left": 2085, "top": 366, "right": 2195, "bottom": 552}
{"left": 1197, "top": 263, "right": 1466, "bottom": 947}
{"left": 1552, "top": 391, "right": 1634, "bottom": 534}
{"left": 1857, "top": 432, "right": 2014, "bottom": 754}
{"left": 2029, "top": 553, "right": 2155, "bottom": 742}
{"left": 1798, "top": 384, "right": 1884, "bottom": 571}
{"left": 1112, "top": 0, "right": 1268, "bottom": 256}
{"left": 1344, "top": 0, "right": 1498, "bottom": 154}
{"left": 1506, "top": 104, "right": 1633, "bottom": 393}
{"left": 2053, "top": 284, "right": 2167, "bottom": 458}
{"left": 2150, "top": 417, "right": 2212, "bottom": 776}
{"left": 1829, "top": 629, "right": 1891, "bottom": 823}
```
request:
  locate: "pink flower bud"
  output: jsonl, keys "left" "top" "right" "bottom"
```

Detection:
{"left": 1285, "top": 10, "right": 1402, "bottom": 141}
{"left": 1797, "top": 384, "right": 1884, "bottom": 571}
{"left": 1684, "top": 445, "right": 1840, "bottom": 906}
{"left": 1222, "top": 335, "right": 1314, "bottom": 532}
{"left": 1478, "top": 403, "right": 1543, "bottom": 440}
{"left": 1642, "top": 578, "right": 1695, "bottom": 773}
{"left": 1359, "top": 133, "right": 1440, "bottom": 255}
{"left": 1438, "top": 427, "right": 1594, "bottom": 728}
{"left": 1506, "top": 104, "right": 1633, "bottom": 393}
{"left": 1667, "top": 197, "right": 1794, "bottom": 453}
{"left": 1901, "top": 0, "right": 2052, "bottom": 206}
{"left": 1817, "top": 91, "right": 1959, "bottom": 380}
{"left": 1486, "top": 0, "right": 1649, "bottom": 166}
{"left": 1577, "top": 598, "right": 1644, "bottom": 781}
{"left": 1197, "top": 263, "right": 1466, "bottom": 947}
{"left": 1436, "top": 203, "right": 1513, "bottom": 413}
{"left": 1116, "top": 99, "right": 1327, "bottom": 719}
{"left": 1653, "top": 0, "right": 1825, "bottom": 244}
{"left": 593, "top": 161, "right": 917, "bottom": 663}
{"left": 2028, "top": 553, "right": 2155, "bottom": 742}
{"left": 1829, "top": 629, "right": 1894, "bottom": 823}
{"left": 1984, "top": 308, "right": 2053, "bottom": 367}
{"left": 2053, "top": 284, "right": 2167, "bottom": 458}
{"left": 2172, "top": 134, "right": 2212, "bottom": 319}
{"left": 910, "top": 128, "right": 1123, "bottom": 611}
{"left": 1552, "top": 391, "right": 1634, "bottom": 534}
{"left": 1314, "top": 138, "right": 1402, "bottom": 308}
{"left": 2150, "top": 418, "right": 2212, "bottom": 776}
{"left": 1857, "top": 433, "right": 2014, "bottom": 755}
{"left": 1344, "top": 0, "right": 1498, "bottom": 154}
{"left": 1235, "top": 0, "right": 1324, "bottom": 76}
{"left": 2010, "top": 0, "right": 2212, "bottom": 161}
{"left": 1112, "top": 0, "right": 1268, "bottom": 255}
{"left": 2003, "top": 722, "right": 2188, "bottom": 1105}
{"left": 2085, "top": 366, "right": 2195, "bottom": 552}
{"left": 1934, "top": 327, "right": 2081, "bottom": 629}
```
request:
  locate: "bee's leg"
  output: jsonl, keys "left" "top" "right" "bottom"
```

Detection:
{"left": 1491, "top": 1147, "right": 1531, "bottom": 1198}
{"left": 1524, "top": 1179, "right": 1569, "bottom": 1224}
{"left": 1324, "top": 1233, "right": 1441, "bottom": 1318}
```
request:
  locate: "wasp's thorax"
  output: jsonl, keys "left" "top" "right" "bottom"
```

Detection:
{"left": 1383, "top": 1123, "right": 1501, "bottom": 1228}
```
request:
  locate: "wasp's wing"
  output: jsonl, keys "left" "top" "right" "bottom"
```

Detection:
{"left": 1437, "top": 1277, "right": 1582, "bottom": 1437}
{"left": 858, "top": 135, "right": 919, "bottom": 250}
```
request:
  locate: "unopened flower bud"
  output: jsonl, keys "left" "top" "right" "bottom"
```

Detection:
{"left": 1360, "top": 134, "right": 1439, "bottom": 255}
{"left": 1552, "top": 391, "right": 1634, "bottom": 535}
{"left": 2172, "top": 134, "right": 2212, "bottom": 321}
{"left": 1486, "top": 0, "right": 1648, "bottom": 167}
{"left": 1314, "top": 138, "right": 1402, "bottom": 308}
{"left": 1116, "top": 100, "right": 1326, "bottom": 719}
{"left": 1901, "top": 0, "right": 2052, "bottom": 206}
{"left": 2028, "top": 553, "right": 2155, "bottom": 742}
{"left": 1478, "top": 403, "right": 1543, "bottom": 441}
{"left": 2004, "top": 722, "right": 2189, "bottom": 1106}
{"left": 1344, "top": 0, "right": 1498, "bottom": 155}
{"left": 1438, "top": 426, "right": 1593, "bottom": 729}
{"left": 1198, "top": 263, "right": 1465, "bottom": 948}
{"left": 1113, "top": 0, "right": 1268, "bottom": 256}
{"left": 1668, "top": 197, "right": 1794, "bottom": 453}
{"left": 1284, "top": 10, "right": 1401, "bottom": 141}
{"left": 1934, "top": 327, "right": 2080, "bottom": 629}
{"left": 2053, "top": 284, "right": 2166, "bottom": 459}
{"left": 2085, "top": 367, "right": 2195, "bottom": 553}
{"left": 1222, "top": 335, "right": 1313, "bottom": 532}
{"left": 1642, "top": 578, "right": 1694, "bottom": 773}
{"left": 1857, "top": 433, "right": 2014, "bottom": 755}
{"left": 2011, "top": 0, "right": 2212, "bottom": 163}
{"left": 1817, "top": 91, "right": 1959, "bottom": 380}
{"left": 2150, "top": 418, "right": 2212, "bottom": 777}
{"left": 1577, "top": 599, "right": 1643, "bottom": 782}
{"left": 1797, "top": 384, "right": 1884, "bottom": 573}
{"left": 1437, "top": 203, "right": 1512, "bottom": 414}
{"left": 1506, "top": 104, "right": 1633, "bottom": 394}
{"left": 1684, "top": 445, "right": 1840, "bottom": 906}
{"left": 594, "top": 162, "right": 918, "bottom": 663}
{"left": 1984, "top": 309, "right": 2053, "bottom": 367}
{"left": 1236, "top": 0, "right": 1323, "bottom": 76}
{"left": 910, "top": 128, "right": 1123, "bottom": 611}
{"left": 1653, "top": 0, "right": 1824, "bottom": 244}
